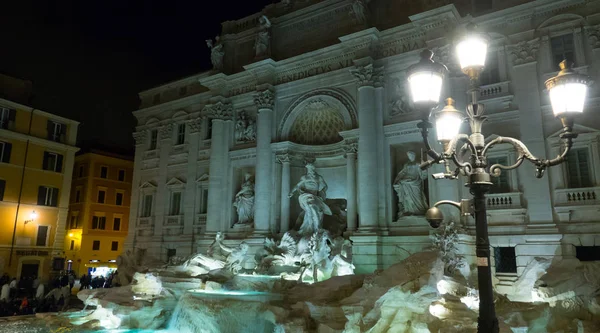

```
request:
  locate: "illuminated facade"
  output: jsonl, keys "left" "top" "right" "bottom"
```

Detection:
{"left": 0, "top": 95, "right": 79, "bottom": 280}
{"left": 64, "top": 151, "right": 133, "bottom": 277}
{"left": 128, "top": 0, "right": 600, "bottom": 300}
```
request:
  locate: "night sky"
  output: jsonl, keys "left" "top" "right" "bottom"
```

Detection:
{"left": 0, "top": 0, "right": 274, "bottom": 154}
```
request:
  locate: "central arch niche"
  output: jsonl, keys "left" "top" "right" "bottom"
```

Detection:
{"left": 289, "top": 99, "right": 345, "bottom": 145}
{"left": 280, "top": 88, "right": 358, "bottom": 145}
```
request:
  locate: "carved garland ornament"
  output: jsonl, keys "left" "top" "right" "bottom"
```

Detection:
{"left": 159, "top": 125, "right": 172, "bottom": 140}
{"left": 253, "top": 90, "right": 275, "bottom": 110}
{"left": 187, "top": 118, "right": 202, "bottom": 133}
{"left": 349, "top": 63, "right": 385, "bottom": 87}
{"left": 587, "top": 25, "right": 600, "bottom": 49}
{"left": 133, "top": 130, "right": 147, "bottom": 145}
{"left": 508, "top": 39, "right": 540, "bottom": 66}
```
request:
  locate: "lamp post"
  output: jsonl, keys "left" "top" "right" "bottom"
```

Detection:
{"left": 407, "top": 25, "right": 591, "bottom": 333}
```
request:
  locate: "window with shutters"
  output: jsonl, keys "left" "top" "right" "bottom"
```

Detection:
{"left": 0, "top": 141, "right": 12, "bottom": 163}
{"left": 118, "top": 169, "right": 125, "bottom": 181}
{"left": 487, "top": 156, "right": 511, "bottom": 193}
{"left": 113, "top": 217, "right": 121, "bottom": 231}
{"left": 37, "top": 186, "right": 59, "bottom": 207}
{"left": 111, "top": 241, "right": 119, "bottom": 251}
{"left": 169, "top": 192, "right": 182, "bottom": 215}
{"left": 494, "top": 247, "right": 517, "bottom": 273}
{"left": 97, "top": 189, "right": 106, "bottom": 204}
{"left": 78, "top": 165, "right": 85, "bottom": 177}
{"left": 70, "top": 240, "right": 75, "bottom": 250}
{"left": 47, "top": 121, "right": 65, "bottom": 142}
{"left": 36, "top": 226, "right": 49, "bottom": 246}
{"left": 92, "top": 240, "right": 100, "bottom": 251}
{"left": 115, "top": 192, "right": 124, "bottom": 206}
{"left": 566, "top": 148, "right": 592, "bottom": 188}
{"left": 149, "top": 130, "right": 158, "bottom": 150}
{"left": 0, "top": 107, "right": 16, "bottom": 130}
{"left": 141, "top": 194, "right": 153, "bottom": 217}
{"left": 43, "top": 152, "right": 63, "bottom": 172}
{"left": 100, "top": 166, "right": 108, "bottom": 179}
{"left": 92, "top": 216, "right": 106, "bottom": 230}
{"left": 0, "top": 179, "right": 5, "bottom": 201}
{"left": 69, "top": 214, "right": 79, "bottom": 229}
{"left": 176, "top": 123, "right": 186, "bottom": 145}
{"left": 550, "top": 34, "right": 575, "bottom": 69}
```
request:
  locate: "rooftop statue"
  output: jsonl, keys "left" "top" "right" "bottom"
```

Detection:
{"left": 254, "top": 15, "right": 272, "bottom": 58}
{"left": 206, "top": 35, "right": 224, "bottom": 71}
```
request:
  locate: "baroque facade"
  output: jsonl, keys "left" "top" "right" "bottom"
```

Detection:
{"left": 128, "top": 0, "right": 600, "bottom": 298}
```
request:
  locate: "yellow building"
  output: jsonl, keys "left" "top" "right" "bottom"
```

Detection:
{"left": 64, "top": 151, "right": 133, "bottom": 277}
{"left": 0, "top": 98, "right": 79, "bottom": 281}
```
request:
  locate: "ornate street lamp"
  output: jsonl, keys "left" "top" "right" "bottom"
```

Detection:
{"left": 407, "top": 24, "right": 591, "bottom": 333}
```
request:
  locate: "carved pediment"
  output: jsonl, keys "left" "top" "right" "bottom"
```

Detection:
{"left": 166, "top": 177, "right": 186, "bottom": 187}
{"left": 196, "top": 173, "right": 209, "bottom": 183}
{"left": 139, "top": 181, "right": 157, "bottom": 189}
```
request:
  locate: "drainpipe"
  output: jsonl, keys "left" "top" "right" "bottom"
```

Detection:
{"left": 9, "top": 108, "right": 35, "bottom": 266}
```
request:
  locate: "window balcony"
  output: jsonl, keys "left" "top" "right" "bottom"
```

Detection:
{"left": 195, "top": 214, "right": 207, "bottom": 225}
{"left": 555, "top": 187, "right": 600, "bottom": 206}
{"left": 171, "top": 143, "right": 188, "bottom": 155}
{"left": 478, "top": 81, "right": 511, "bottom": 101}
{"left": 143, "top": 150, "right": 159, "bottom": 160}
{"left": 486, "top": 192, "right": 523, "bottom": 210}
{"left": 139, "top": 216, "right": 154, "bottom": 226}
{"left": 554, "top": 187, "right": 600, "bottom": 222}
{"left": 165, "top": 215, "right": 183, "bottom": 226}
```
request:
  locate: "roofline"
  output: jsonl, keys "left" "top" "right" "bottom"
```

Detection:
{"left": 0, "top": 98, "right": 80, "bottom": 125}
{"left": 138, "top": 71, "right": 213, "bottom": 98}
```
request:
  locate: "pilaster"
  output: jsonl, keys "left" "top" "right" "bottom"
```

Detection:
{"left": 124, "top": 131, "right": 146, "bottom": 250}
{"left": 182, "top": 118, "right": 202, "bottom": 253}
{"left": 343, "top": 142, "right": 358, "bottom": 232}
{"left": 508, "top": 39, "right": 554, "bottom": 225}
{"left": 54, "top": 150, "right": 76, "bottom": 253}
{"left": 277, "top": 153, "right": 291, "bottom": 233}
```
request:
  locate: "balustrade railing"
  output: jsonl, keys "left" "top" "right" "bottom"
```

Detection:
{"left": 555, "top": 187, "right": 600, "bottom": 206}
{"left": 486, "top": 192, "right": 522, "bottom": 209}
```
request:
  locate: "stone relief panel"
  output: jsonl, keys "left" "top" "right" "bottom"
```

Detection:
{"left": 388, "top": 76, "right": 412, "bottom": 117}
{"left": 508, "top": 38, "right": 540, "bottom": 66}
{"left": 235, "top": 110, "right": 256, "bottom": 143}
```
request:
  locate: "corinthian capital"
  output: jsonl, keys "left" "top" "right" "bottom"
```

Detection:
{"left": 133, "top": 130, "right": 147, "bottom": 146}
{"left": 586, "top": 25, "right": 600, "bottom": 49}
{"left": 253, "top": 90, "right": 275, "bottom": 110}
{"left": 276, "top": 152, "right": 291, "bottom": 164}
{"left": 350, "top": 63, "right": 384, "bottom": 87}
{"left": 202, "top": 102, "right": 233, "bottom": 120}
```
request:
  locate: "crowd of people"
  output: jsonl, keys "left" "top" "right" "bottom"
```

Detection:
{"left": 0, "top": 271, "right": 77, "bottom": 317}
{"left": 0, "top": 270, "right": 121, "bottom": 317}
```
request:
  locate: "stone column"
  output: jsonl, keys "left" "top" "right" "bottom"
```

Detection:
{"left": 350, "top": 63, "right": 383, "bottom": 232}
{"left": 183, "top": 118, "right": 202, "bottom": 251}
{"left": 344, "top": 142, "right": 358, "bottom": 232}
{"left": 125, "top": 131, "right": 147, "bottom": 250}
{"left": 204, "top": 102, "right": 233, "bottom": 234}
{"left": 508, "top": 39, "right": 554, "bottom": 225}
{"left": 253, "top": 89, "right": 275, "bottom": 234}
{"left": 277, "top": 153, "right": 291, "bottom": 233}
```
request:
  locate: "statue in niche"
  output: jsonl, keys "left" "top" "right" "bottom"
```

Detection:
{"left": 254, "top": 15, "right": 272, "bottom": 58}
{"left": 389, "top": 78, "right": 411, "bottom": 116}
{"left": 289, "top": 163, "right": 332, "bottom": 236}
{"left": 206, "top": 36, "right": 224, "bottom": 71}
{"left": 235, "top": 111, "right": 256, "bottom": 143}
{"left": 393, "top": 151, "right": 428, "bottom": 217}
{"left": 233, "top": 173, "right": 255, "bottom": 225}
{"left": 350, "top": 0, "right": 370, "bottom": 24}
